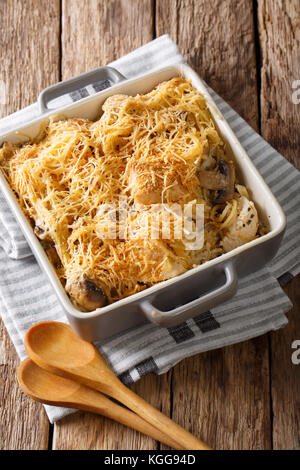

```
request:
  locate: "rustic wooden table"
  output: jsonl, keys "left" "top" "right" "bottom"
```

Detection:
{"left": 0, "top": 0, "right": 299, "bottom": 451}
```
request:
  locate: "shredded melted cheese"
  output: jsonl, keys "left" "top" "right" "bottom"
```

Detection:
{"left": 0, "top": 78, "right": 261, "bottom": 310}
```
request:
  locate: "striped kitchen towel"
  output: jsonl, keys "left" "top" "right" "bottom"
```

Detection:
{"left": 0, "top": 35, "right": 299, "bottom": 423}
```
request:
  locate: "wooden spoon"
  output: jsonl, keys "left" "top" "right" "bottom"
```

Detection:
{"left": 25, "top": 321, "right": 211, "bottom": 450}
{"left": 18, "top": 358, "right": 183, "bottom": 449}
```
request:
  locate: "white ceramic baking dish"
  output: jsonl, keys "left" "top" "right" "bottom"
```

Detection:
{"left": 0, "top": 64, "right": 286, "bottom": 341}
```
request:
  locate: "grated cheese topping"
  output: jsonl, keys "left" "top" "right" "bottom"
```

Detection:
{"left": 0, "top": 78, "right": 262, "bottom": 310}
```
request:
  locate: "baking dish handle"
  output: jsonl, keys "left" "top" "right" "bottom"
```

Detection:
{"left": 139, "top": 262, "right": 238, "bottom": 328}
{"left": 38, "top": 66, "right": 125, "bottom": 114}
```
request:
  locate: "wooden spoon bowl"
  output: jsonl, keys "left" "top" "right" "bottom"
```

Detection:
{"left": 26, "top": 321, "right": 95, "bottom": 369}
{"left": 18, "top": 357, "right": 80, "bottom": 403}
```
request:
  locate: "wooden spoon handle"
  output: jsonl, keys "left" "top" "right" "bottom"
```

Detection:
{"left": 18, "top": 358, "right": 182, "bottom": 450}
{"left": 109, "top": 383, "right": 211, "bottom": 450}
{"left": 73, "top": 386, "right": 184, "bottom": 449}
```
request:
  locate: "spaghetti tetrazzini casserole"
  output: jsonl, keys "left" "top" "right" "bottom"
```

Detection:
{"left": 0, "top": 78, "right": 265, "bottom": 311}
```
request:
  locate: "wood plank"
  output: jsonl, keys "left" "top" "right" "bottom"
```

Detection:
{"left": 169, "top": 338, "right": 271, "bottom": 450}
{"left": 156, "top": 0, "right": 272, "bottom": 450}
{"left": 272, "top": 281, "right": 300, "bottom": 450}
{"left": 156, "top": 0, "right": 259, "bottom": 128}
{"left": 54, "top": 0, "right": 163, "bottom": 450}
{"left": 0, "top": 0, "right": 61, "bottom": 115}
{"left": 0, "top": 319, "right": 49, "bottom": 450}
{"left": 258, "top": 0, "right": 300, "bottom": 450}
{"left": 0, "top": 0, "right": 61, "bottom": 450}
{"left": 61, "top": 0, "right": 155, "bottom": 79}
{"left": 258, "top": 0, "right": 300, "bottom": 170}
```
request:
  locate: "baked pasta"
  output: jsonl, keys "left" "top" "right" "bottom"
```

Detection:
{"left": 0, "top": 78, "right": 264, "bottom": 311}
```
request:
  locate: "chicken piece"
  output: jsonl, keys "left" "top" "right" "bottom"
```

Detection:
{"left": 222, "top": 196, "right": 259, "bottom": 252}
{"left": 128, "top": 160, "right": 185, "bottom": 205}
{"left": 158, "top": 256, "right": 186, "bottom": 280}
{"left": 137, "top": 240, "right": 186, "bottom": 283}
{"left": 66, "top": 274, "right": 107, "bottom": 311}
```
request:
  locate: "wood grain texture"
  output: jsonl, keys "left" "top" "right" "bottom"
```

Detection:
{"left": 258, "top": 0, "right": 300, "bottom": 450}
{"left": 61, "top": 0, "right": 154, "bottom": 79}
{"left": 0, "top": 319, "right": 49, "bottom": 449}
{"left": 156, "top": 0, "right": 271, "bottom": 450}
{"left": 169, "top": 339, "right": 271, "bottom": 450}
{"left": 0, "top": 0, "right": 61, "bottom": 116}
{"left": 0, "top": 0, "right": 61, "bottom": 450}
{"left": 271, "top": 282, "right": 300, "bottom": 450}
{"left": 258, "top": 0, "right": 300, "bottom": 169}
{"left": 156, "top": 0, "right": 259, "bottom": 128}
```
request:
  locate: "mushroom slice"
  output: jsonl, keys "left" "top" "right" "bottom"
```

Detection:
{"left": 66, "top": 275, "right": 107, "bottom": 311}
{"left": 197, "top": 159, "right": 235, "bottom": 204}
{"left": 40, "top": 240, "right": 63, "bottom": 270}
{"left": 34, "top": 225, "right": 52, "bottom": 242}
